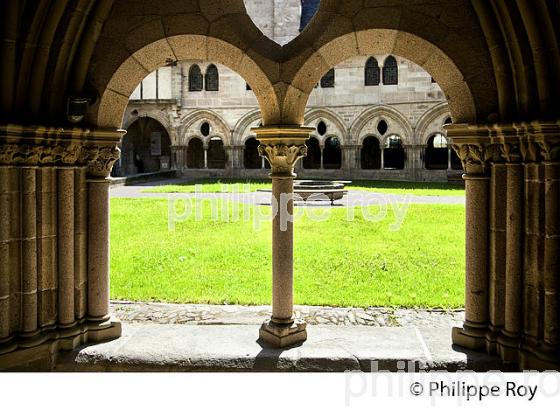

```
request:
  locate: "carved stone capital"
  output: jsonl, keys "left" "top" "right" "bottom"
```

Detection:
{"left": 0, "top": 124, "right": 124, "bottom": 177}
{"left": 451, "top": 143, "right": 497, "bottom": 175}
{"left": 84, "top": 145, "right": 122, "bottom": 178}
{"left": 253, "top": 126, "right": 314, "bottom": 177}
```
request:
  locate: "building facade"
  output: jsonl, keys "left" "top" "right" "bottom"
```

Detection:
{"left": 116, "top": 0, "right": 462, "bottom": 182}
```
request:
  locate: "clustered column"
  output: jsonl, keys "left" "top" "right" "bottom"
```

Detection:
{"left": 255, "top": 126, "right": 313, "bottom": 348}
{"left": 449, "top": 122, "right": 560, "bottom": 370}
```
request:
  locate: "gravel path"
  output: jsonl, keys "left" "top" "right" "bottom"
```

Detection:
{"left": 111, "top": 301, "right": 464, "bottom": 328}
{"left": 110, "top": 180, "right": 465, "bottom": 206}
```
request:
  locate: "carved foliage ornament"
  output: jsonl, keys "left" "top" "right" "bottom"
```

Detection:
{"left": 258, "top": 143, "right": 308, "bottom": 176}
{"left": 0, "top": 142, "right": 120, "bottom": 178}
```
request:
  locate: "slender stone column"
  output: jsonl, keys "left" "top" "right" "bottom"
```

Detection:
{"left": 449, "top": 136, "right": 493, "bottom": 351}
{"left": 57, "top": 169, "right": 75, "bottom": 327}
{"left": 499, "top": 163, "right": 524, "bottom": 361}
{"left": 320, "top": 147, "right": 324, "bottom": 169}
{"left": 255, "top": 126, "right": 313, "bottom": 348}
{"left": 0, "top": 168, "right": 11, "bottom": 342}
{"left": 544, "top": 161, "right": 560, "bottom": 348}
{"left": 85, "top": 144, "right": 122, "bottom": 342}
{"left": 381, "top": 148, "right": 385, "bottom": 169}
{"left": 488, "top": 163, "right": 507, "bottom": 344}
{"left": 74, "top": 168, "right": 88, "bottom": 321}
{"left": 203, "top": 147, "right": 208, "bottom": 169}
{"left": 21, "top": 167, "right": 39, "bottom": 339}
{"left": 523, "top": 162, "right": 542, "bottom": 344}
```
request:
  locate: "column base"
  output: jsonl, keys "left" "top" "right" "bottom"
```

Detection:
{"left": 259, "top": 319, "right": 307, "bottom": 348}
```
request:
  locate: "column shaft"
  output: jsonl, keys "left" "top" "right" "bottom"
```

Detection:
{"left": 463, "top": 174, "right": 490, "bottom": 328}
{"left": 489, "top": 164, "right": 507, "bottom": 332}
{"left": 0, "top": 168, "right": 11, "bottom": 340}
{"left": 544, "top": 162, "right": 560, "bottom": 346}
{"left": 21, "top": 168, "right": 38, "bottom": 335}
{"left": 271, "top": 177, "right": 294, "bottom": 324}
{"left": 504, "top": 164, "right": 524, "bottom": 338}
{"left": 87, "top": 179, "right": 110, "bottom": 321}
{"left": 523, "top": 163, "right": 542, "bottom": 341}
{"left": 36, "top": 168, "right": 57, "bottom": 328}
{"left": 74, "top": 168, "right": 88, "bottom": 320}
{"left": 57, "top": 169, "right": 75, "bottom": 326}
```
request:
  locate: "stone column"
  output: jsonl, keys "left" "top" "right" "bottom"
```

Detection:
{"left": 204, "top": 147, "right": 208, "bottom": 169}
{"left": 21, "top": 167, "right": 38, "bottom": 339}
{"left": 499, "top": 161, "right": 524, "bottom": 361}
{"left": 255, "top": 126, "right": 313, "bottom": 348}
{"left": 57, "top": 169, "right": 75, "bottom": 328}
{"left": 488, "top": 163, "right": 507, "bottom": 350}
{"left": 320, "top": 147, "right": 324, "bottom": 169}
{"left": 381, "top": 148, "right": 385, "bottom": 169}
{"left": 450, "top": 138, "right": 493, "bottom": 351}
{"left": 543, "top": 161, "right": 560, "bottom": 348}
{"left": 85, "top": 145, "right": 122, "bottom": 341}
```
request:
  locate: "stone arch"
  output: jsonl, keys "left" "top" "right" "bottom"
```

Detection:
{"left": 284, "top": 27, "right": 487, "bottom": 125}
{"left": 93, "top": 34, "right": 280, "bottom": 128}
{"left": 122, "top": 111, "right": 179, "bottom": 144}
{"left": 351, "top": 105, "right": 413, "bottom": 146}
{"left": 415, "top": 102, "right": 452, "bottom": 145}
{"left": 180, "top": 109, "right": 231, "bottom": 146}
{"left": 304, "top": 108, "right": 348, "bottom": 146}
{"left": 233, "top": 109, "right": 263, "bottom": 145}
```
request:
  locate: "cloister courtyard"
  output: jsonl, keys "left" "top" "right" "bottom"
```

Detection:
{"left": 109, "top": 178, "right": 465, "bottom": 308}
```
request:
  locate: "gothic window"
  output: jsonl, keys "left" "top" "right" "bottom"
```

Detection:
{"left": 365, "top": 57, "right": 380, "bottom": 86}
{"left": 320, "top": 69, "right": 335, "bottom": 88}
{"left": 425, "top": 133, "right": 449, "bottom": 170}
{"left": 188, "top": 64, "right": 203, "bottom": 92}
{"left": 361, "top": 136, "right": 381, "bottom": 170}
{"left": 205, "top": 64, "right": 219, "bottom": 91}
{"left": 299, "top": 0, "right": 320, "bottom": 32}
{"left": 383, "top": 56, "right": 398, "bottom": 85}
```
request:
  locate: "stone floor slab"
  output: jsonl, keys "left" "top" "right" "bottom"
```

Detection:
{"left": 56, "top": 324, "right": 501, "bottom": 372}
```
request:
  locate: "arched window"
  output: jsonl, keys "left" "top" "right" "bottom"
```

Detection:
{"left": 320, "top": 69, "right": 335, "bottom": 88}
{"left": 188, "top": 64, "right": 203, "bottom": 92}
{"left": 303, "top": 137, "right": 321, "bottom": 169}
{"left": 207, "top": 137, "right": 226, "bottom": 169}
{"left": 299, "top": 0, "right": 320, "bottom": 32}
{"left": 317, "top": 121, "right": 327, "bottom": 136}
{"left": 365, "top": 57, "right": 380, "bottom": 86}
{"left": 324, "top": 136, "right": 342, "bottom": 169}
{"left": 186, "top": 137, "right": 204, "bottom": 168}
{"left": 244, "top": 137, "right": 261, "bottom": 169}
{"left": 425, "top": 133, "right": 448, "bottom": 170}
{"left": 205, "top": 64, "right": 219, "bottom": 91}
{"left": 383, "top": 135, "right": 405, "bottom": 169}
{"left": 383, "top": 56, "right": 398, "bottom": 85}
{"left": 361, "top": 136, "right": 381, "bottom": 170}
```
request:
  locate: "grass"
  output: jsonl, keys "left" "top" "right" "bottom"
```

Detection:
{"left": 110, "top": 198, "right": 465, "bottom": 308}
{"left": 142, "top": 178, "right": 465, "bottom": 196}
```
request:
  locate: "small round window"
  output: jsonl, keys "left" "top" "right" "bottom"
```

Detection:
{"left": 377, "top": 120, "right": 388, "bottom": 135}
{"left": 201, "top": 122, "right": 210, "bottom": 137}
{"left": 317, "top": 121, "right": 327, "bottom": 136}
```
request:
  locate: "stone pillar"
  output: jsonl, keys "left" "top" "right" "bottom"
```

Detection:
{"left": 21, "top": 167, "right": 38, "bottom": 340}
{"left": 543, "top": 162, "right": 560, "bottom": 348}
{"left": 449, "top": 136, "right": 493, "bottom": 351}
{"left": 488, "top": 163, "right": 507, "bottom": 350}
{"left": 57, "top": 169, "right": 75, "bottom": 328}
{"left": 85, "top": 145, "right": 123, "bottom": 342}
{"left": 381, "top": 148, "right": 385, "bottom": 169}
{"left": 499, "top": 162, "right": 524, "bottom": 361}
{"left": 204, "top": 147, "right": 208, "bottom": 169}
{"left": 0, "top": 168, "right": 13, "bottom": 344}
{"left": 320, "top": 147, "right": 324, "bottom": 169}
{"left": 255, "top": 126, "right": 313, "bottom": 348}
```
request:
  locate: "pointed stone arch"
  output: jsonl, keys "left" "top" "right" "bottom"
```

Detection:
{"left": 233, "top": 109, "right": 262, "bottom": 145}
{"left": 350, "top": 105, "right": 413, "bottom": 146}
{"left": 304, "top": 108, "right": 348, "bottom": 145}
{"left": 180, "top": 109, "right": 231, "bottom": 146}
{"left": 415, "top": 102, "right": 452, "bottom": 145}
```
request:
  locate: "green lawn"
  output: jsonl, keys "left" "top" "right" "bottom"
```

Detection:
{"left": 142, "top": 178, "right": 465, "bottom": 196}
{"left": 110, "top": 198, "right": 465, "bottom": 308}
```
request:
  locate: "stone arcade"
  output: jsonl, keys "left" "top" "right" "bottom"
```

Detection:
{"left": 0, "top": 0, "right": 559, "bottom": 370}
